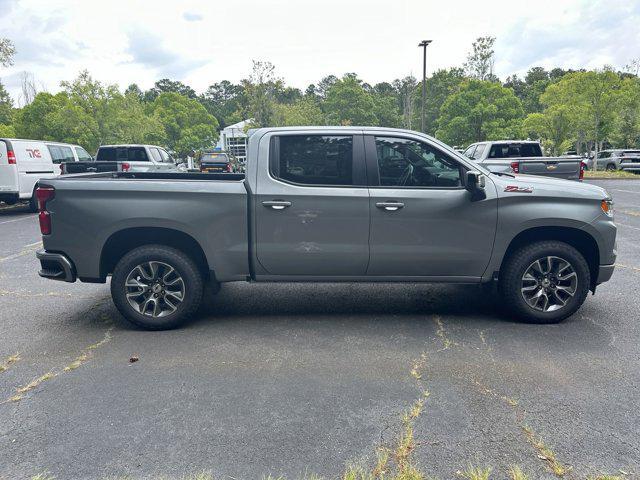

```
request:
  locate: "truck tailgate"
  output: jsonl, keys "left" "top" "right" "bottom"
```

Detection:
{"left": 517, "top": 157, "right": 582, "bottom": 180}
{"left": 62, "top": 162, "right": 121, "bottom": 174}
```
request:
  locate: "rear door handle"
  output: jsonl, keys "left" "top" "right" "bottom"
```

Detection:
{"left": 376, "top": 202, "right": 404, "bottom": 211}
{"left": 262, "top": 200, "right": 292, "bottom": 210}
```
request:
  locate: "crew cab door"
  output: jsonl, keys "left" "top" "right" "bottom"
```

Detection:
{"left": 255, "top": 132, "right": 370, "bottom": 276}
{"left": 365, "top": 135, "right": 497, "bottom": 278}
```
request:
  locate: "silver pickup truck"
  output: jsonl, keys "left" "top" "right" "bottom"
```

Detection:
{"left": 35, "top": 127, "right": 616, "bottom": 330}
{"left": 463, "top": 141, "right": 585, "bottom": 180}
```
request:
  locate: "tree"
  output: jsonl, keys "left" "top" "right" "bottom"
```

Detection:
{"left": 523, "top": 106, "right": 574, "bottom": 155}
{"left": 542, "top": 70, "right": 621, "bottom": 165}
{"left": 413, "top": 68, "right": 466, "bottom": 135}
{"left": 0, "top": 38, "right": 15, "bottom": 67}
{"left": 273, "top": 97, "right": 324, "bottom": 126}
{"left": 124, "top": 83, "right": 144, "bottom": 101}
{"left": 150, "top": 92, "right": 219, "bottom": 157}
{"left": 464, "top": 36, "right": 496, "bottom": 81}
{"left": 199, "top": 80, "right": 245, "bottom": 128}
{"left": 611, "top": 77, "right": 640, "bottom": 148}
{"left": 144, "top": 79, "right": 196, "bottom": 102}
{"left": 242, "top": 60, "right": 281, "bottom": 127}
{"left": 323, "top": 75, "right": 377, "bottom": 126}
{"left": 436, "top": 79, "right": 524, "bottom": 145}
{"left": 392, "top": 76, "right": 417, "bottom": 129}
{"left": 0, "top": 81, "right": 13, "bottom": 125}
{"left": 14, "top": 92, "right": 85, "bottom": 145}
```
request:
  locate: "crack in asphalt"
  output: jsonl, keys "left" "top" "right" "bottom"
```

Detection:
{"left": 2, "top": 311, "right": 114, "bottom": 405}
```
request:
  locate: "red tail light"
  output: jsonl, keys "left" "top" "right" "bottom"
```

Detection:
{"left": 7, "top": 149, "right": 16, "bottom": 164}
{"left": 36, "top": 186, "right": 55, "bottom": 235}
{"left": 579, "top": 161, "right": 585, "bottom": 180}
{"left": 121, "top": 162, "right": 130, "bottom": 172}
{"left": 510, "top": 161, "right": 520, "bottom": 173}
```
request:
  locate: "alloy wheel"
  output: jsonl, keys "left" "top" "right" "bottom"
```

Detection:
{"left": 125, "top": 261, "right": 185, "bottom": 317}
{"left": 521, "top": 256, "right": 577, "bottom": 312}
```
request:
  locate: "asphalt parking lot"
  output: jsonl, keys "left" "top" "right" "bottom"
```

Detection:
{"left": 1, "top": 179, "right": 639, "bottom": 480}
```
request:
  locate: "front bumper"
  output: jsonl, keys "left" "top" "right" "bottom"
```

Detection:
{"left": 36, "top": 250, "right": 77, "bottom": 282}
{"left": 596, "top": 264, "right": 615, "bottom": 284}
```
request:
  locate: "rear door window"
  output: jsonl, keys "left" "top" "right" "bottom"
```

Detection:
{"left": 463, "top": 145, "right": 476, "bottom": 158}
{"left": 271, "top": 135, "right": 354, "bottom": 186}
{"left": 47, "top": 145, "right": 75, "bottom": 164}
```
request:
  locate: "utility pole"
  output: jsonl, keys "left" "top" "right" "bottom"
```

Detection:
{"left": 419, "top": 40, "right": 432, "bottom": 133}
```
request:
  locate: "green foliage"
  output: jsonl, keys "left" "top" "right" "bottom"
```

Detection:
{"left": 324, "top": 75, "right": 377, "bottom": 126}
{"left": 464, "top": 36, "right": 496, "bottom": 81}
{"left": 0, "top": 37, "right": 15, "bottom": 67}
{"left": 273, "top": 97, "right": 324, "bottom": 126}
{"left": 0, "top": 123, "right": 15, "bottom": 137}
{"left": 436, "top": 79, "right": 524, "bottom": 145}
{"left": 415, "top": 68, "right": 466, "bottom": 134}
{"left": 0, "top": 81, "right": 13, "bottom": 125}
{"left": 150, "top": 92, "right": 219, "bottom": 157}
{"left": 610, "top": 77, "right": 640, "bottom": 148}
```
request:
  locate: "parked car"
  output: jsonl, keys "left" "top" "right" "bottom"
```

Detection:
{"left": 61, "top": 144, "right": 184, "bottom": 175}
{"left": 199, "top": 151, "right": 240, "bottom": 173}
{"left": 0, "top": 138, "right": 91, "bottom": 210}
{"left": 585, "top": 149, "right": 640, "bottom": 171}
{"left": 35, "top": 127, "right": 616, "bottom": 330}
{"left": 463, "top": 140, "right": 584, "bottom": 180}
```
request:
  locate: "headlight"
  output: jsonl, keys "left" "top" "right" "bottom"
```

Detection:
{"left": 601, "top": 198, "right": 614, "bottom": 217}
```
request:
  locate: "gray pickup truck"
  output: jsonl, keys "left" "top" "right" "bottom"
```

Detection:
{"left": 463, "top": 141, "right": 585, "bottom": 180}
{"left": 35, "top": 127, "right": 616, "bottom": 330}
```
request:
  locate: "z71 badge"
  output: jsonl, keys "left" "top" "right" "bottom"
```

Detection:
{"left": 504, "top": 185, "right": 533, "bottom": 193}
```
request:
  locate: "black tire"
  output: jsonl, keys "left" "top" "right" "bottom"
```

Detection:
{"left": 499, "top": 241, "right": 590, "bottom": 324}
{"left": 606, "top": 163, "right": 616, "bottom": 171}
{"left": 111, "top": 245, "right": 204, "bottom": 330}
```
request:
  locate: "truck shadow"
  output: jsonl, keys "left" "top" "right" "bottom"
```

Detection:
{"left": 195, "top": 282, "right": 502, "bottom": 321}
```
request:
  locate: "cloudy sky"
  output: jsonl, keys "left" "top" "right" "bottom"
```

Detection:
{"left": 1, "top": 0, "right": 639, "bottom": 104}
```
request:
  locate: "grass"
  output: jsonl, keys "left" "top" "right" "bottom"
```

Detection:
{"left": 0, "top": 352, "right": 20, "bottom": 373}
{"left": 584, "top": 170, "right": 638, "bottom": 179}
{"left": 521, "top": 425, "right": 569, "bottom": 477}
{"left": 508, "top": 466, "right": 529, "bottom": 480}
{"left": 457, "top": 465, "right": 492, "bottom": 480}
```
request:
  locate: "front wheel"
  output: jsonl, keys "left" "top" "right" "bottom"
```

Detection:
{"left": 606, "top": 164, "right": 616, "bottom": 171}
{"left": 499, "top": 241, "right": 590, "bottom": 324}
{"left": 111, "top": 245, "right": 204, "bottom": 330}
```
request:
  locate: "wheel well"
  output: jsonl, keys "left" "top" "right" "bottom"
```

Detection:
{"left": 100, "top": 227, "right": 210, "bottom": 280}
{"left": 501, "top": 227, "right": 600, "bottom": 286}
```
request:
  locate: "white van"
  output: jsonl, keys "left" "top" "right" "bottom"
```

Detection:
{"left": 0, "top": 138, "right": 92, "bottom": 210}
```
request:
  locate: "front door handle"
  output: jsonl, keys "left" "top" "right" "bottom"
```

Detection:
{"left": 376, "top": 201, "right": 404, "bottom": 211}
{"left": 262, "top": 200, "right": 292, "bottom": 210}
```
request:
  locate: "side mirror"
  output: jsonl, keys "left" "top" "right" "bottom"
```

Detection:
{"left": 466, "top": 171, "right": 485, "bottom": 192}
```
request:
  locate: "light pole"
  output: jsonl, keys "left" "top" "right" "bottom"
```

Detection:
{"left": 419, "top": 40, "right": 432, "bottom": 133}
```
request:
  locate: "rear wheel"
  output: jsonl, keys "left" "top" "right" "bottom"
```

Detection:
{"left": 499, "top": 241, "right": 590, "bottom": 324}
{"left": 111, "top": 245, "right": 204, "bottom": 330}
{"left": 606, "top": 163, "right": 616, "bottom": 171}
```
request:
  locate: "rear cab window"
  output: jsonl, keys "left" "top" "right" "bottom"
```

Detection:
{"left": 488, "top": 143, "right": 542, "bottom": 158}
{"left": 97, "top": 147, "right": 149, "bottom": 162}
{"left": 270, "top": 135, "right": 355, "bottom": 186}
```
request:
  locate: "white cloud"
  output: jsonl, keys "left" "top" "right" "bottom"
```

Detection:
{"left": 0, "top": 0, "right": 637, "bottom": 103}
